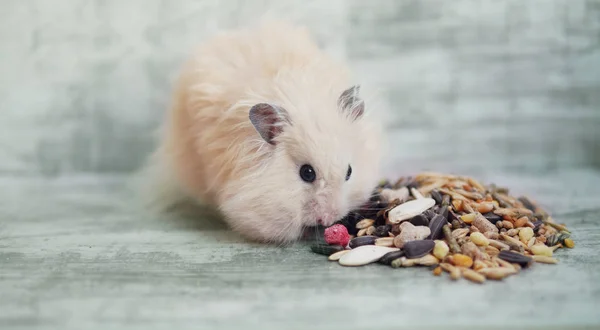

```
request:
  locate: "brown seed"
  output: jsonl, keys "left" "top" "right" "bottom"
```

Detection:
{"left": 476, "top": 202, "right": 494, "bottom": 213}
{"left": 478, "top": 267, "right": 517, "bottom": 280}
{"left": 485, "top": 245, "right": 500, "bottom": 257}
{"left": 493, "top": 256, "right": 517, "bottom": 271}
{"left": 484, "top": 232, "right": 499, "bottom": 240}
{"left": 461, "top": 213, "right": 476, "bottom": 224}
{"left": 473, "top": 213, "right": 499, "bottom": 233}
{"left": 356, "top": 219, "right": 375, "bottom": 229}
{"left": 502, "top": 220, "right": 514, "bottom": 229}
{"left": 433, "top": 266, "right": 442, "bottom": 276}
{"left": 489, "top": 239, "right": 510, "bottom": 251}
{"left": 514, "top": 216, "right": 528, "bottom": 228}
{"left": 527, "top": 237, "right": 536, "bottom": 248}
{"left": 564, "top": 238, "right": 575, "bottom": 248}
{"left": 452, "top": 254, "right": 474, "bottom": 268}
{"left": 452, "top": 228, "right": 470, "bottom": 239}
{"left": 506, "top": 229, "right": 519, "bottom": 237}
{"left": 461, "top": 241, "right": 489, "bottom": 261}
{"left": 452, "top": 199, "right": 463, "bottom": 212}
{"left": 440, "top": 263, "right": 461, "bottom": 280}
{"left": 357, "top": 228, "right": 368, "bottom": 237}
{"left": 496, "top": 221, "right": 504, "bottom": 229}
{"left": 532, "top": 255, "right": 558, "bottom": 264}
{"left": 473, "top": 260, "right": 487, "bottom": 271}
{"left": 461, "top": 268, "right": 486, "bottom": 283}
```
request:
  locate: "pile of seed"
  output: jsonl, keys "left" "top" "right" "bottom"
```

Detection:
{"left": 310, "top": 172, "right": 574, "bottom": 283}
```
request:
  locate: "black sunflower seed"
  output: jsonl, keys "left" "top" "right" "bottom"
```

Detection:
{"left": 348, "top": 235, "right": 377, "bottom": 249}
{"left": 497, "top": 250, "right": 533, "bottom": 267}
{"left": 423, "top": 209, "right": 437, "bottom": 220}
{"left": 483, "top": 212, "right": 503, "bottom": 224}
{"left": 378, "top": 250, "right": 406, "bottom": 265}
{"left": 409, "top": 214, "right": 430, "bottom": 227}
{"left": 310, "top": 244, "right": 344, "bottom": 256}
{"left": 403, "top": 240, "right": 435, "bottom": 259}
{"left": 428, "top": 214, "right": 448, "bottom": 240}
{"left": 430, "top": 190, "right": 443, "bottom": 205}
{"left": 532, "top": 220, "right": 543, "bottom": 233}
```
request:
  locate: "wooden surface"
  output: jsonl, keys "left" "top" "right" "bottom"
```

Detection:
{"left": 1, "top": 169, "right": 599, "bottom": 329}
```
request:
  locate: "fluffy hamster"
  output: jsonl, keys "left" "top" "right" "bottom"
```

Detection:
{"left": 142, "top": 20, "right": 383, "bottom": 244}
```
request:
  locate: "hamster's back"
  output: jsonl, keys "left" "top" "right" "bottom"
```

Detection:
{"left": 158, "top": 20, "right": 351, "bottom": 208}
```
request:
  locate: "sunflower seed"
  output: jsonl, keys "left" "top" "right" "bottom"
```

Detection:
{"left": 430, "top": 190, "right": 443, "bottom": 205}
{"left": 428, "top": 214, "right": 448, "bottom": 240}
{"left": 403, "top": 239, "right": 435, "bottom": 259}
{"left": 311, "top": 244, "right": 344, "bottom": 256}
{"left": 483, "top": 212, "right": 503, "bottom": 224}
{"left": 348, "top": 235, "right": 377, "bottom": 249}
{"left": 374, "top": 225, "right": 392, "bottom": 237}
{"left": 378, "top": 250, "right": 406, "bottom": 265}
{"left": 497, "top": 250, "right": 533, "bottom": 267}
{"left": 409, "top": 214, "right": 430, "bottom": 227}
{"left": 375, "top": 237, "right": 395, "bottom": 247}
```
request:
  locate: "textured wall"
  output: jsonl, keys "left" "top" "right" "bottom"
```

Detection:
{"left": 1, "top": 0, "right": 599, "bottom": 176}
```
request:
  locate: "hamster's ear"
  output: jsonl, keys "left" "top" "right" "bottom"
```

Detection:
{"left": 249, "top": 103, "right": 291, "bottom": 145}
{"left": 338, "top": 85, "right": 364, "bottom": 121}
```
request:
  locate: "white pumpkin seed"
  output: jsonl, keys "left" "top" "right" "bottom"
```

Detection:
{"left": 328, "top": 250, "right": 350, "bottom": 261}
{"left": 387, "top": 198, "right": 436, "bottom": 224}
{"left": 338, "top": 245, "right": 399, "bottom": 266}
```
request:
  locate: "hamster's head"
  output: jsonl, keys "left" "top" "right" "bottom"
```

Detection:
{"left": 242, "top": 85, "right": 382, "bottom": 242}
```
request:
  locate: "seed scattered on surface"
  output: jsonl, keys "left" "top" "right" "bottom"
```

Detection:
{"left": 313, "top": 172, "right": 573, "bottom": 284}
{"left": 451, "top": 254, "right": 474, "bottom": 268}
{"left": 433, "top": 240, "right": 450, "bottom": 260}
{"left": 470, "top": 232, "right": 489, "bottom": 247}
{"left": 532, "top": 255, "right": 558, "bottom": 264}
{"left": 564, "top": 238, "right": 575, "bottom": 248}
{"left": 531, "top": 244, "right": 553, "bottom": 257}
{"left": 403, "top": 239, "right": 436, "bottom": 259}
{"left": 348, "top": 235, "right": 377, "bottom": 249}
{"left": 356, "top": 219, "right": 375, "bottom": 229}
{"left": 328, "top": 249, "right": 350, "bottom": 261}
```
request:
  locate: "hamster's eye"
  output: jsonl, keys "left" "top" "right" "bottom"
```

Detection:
{"left": 299, "top": 164, "right": 316, "bottom": 183}
{"left": 346, "top": 165, "right": 352, "bottom": 181}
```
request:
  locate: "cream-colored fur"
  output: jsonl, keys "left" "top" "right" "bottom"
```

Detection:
{"left": 142, "top": 20, "right": 383, "bottom": 244}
